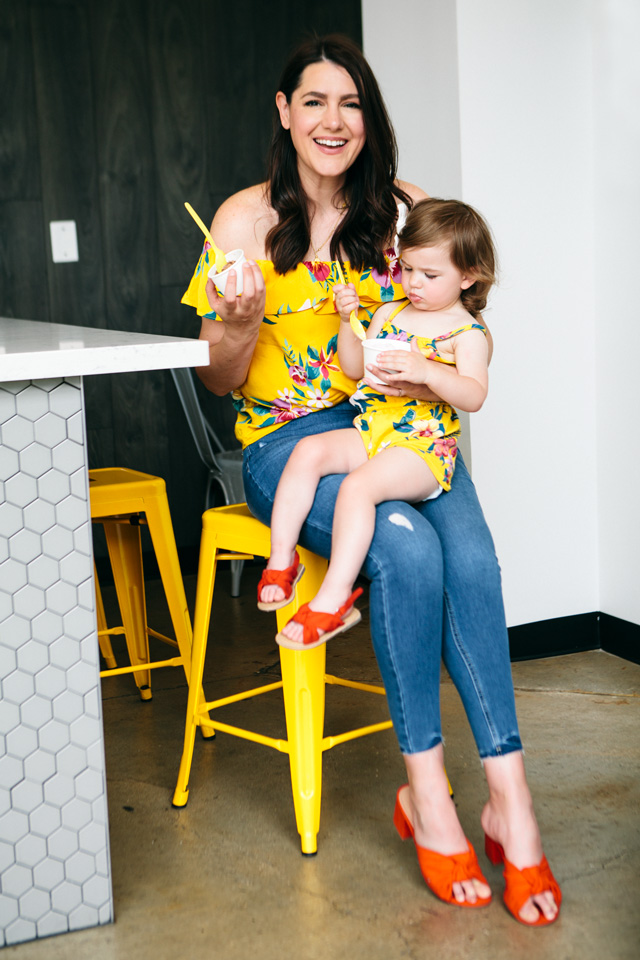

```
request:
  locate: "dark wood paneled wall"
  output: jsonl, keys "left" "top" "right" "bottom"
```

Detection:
{"left": 0, "top": 0, "right": 362, "bottom": 564}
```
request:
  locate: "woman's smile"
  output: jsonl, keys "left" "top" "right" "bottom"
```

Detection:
{"left": 314, "top": 137, "right": 348, "bottom": 150}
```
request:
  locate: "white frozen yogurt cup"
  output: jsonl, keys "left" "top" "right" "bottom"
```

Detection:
{"left": 207, "top": 248, "right": 247, "bottom": 295}
{"left": 362, "top": 338, "right": 412, "bottom": 384}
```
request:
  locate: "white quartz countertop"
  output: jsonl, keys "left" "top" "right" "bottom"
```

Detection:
{"left": 0, "top": 317, "right": 209, "bottom": 381}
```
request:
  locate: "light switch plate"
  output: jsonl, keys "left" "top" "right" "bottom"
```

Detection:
{"left": 50, "top": 221, "right": 79, "bottom": 263}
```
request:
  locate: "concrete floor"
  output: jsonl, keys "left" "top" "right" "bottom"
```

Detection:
{"left": 5, "top": 565, "right": 640, "bottom": 960}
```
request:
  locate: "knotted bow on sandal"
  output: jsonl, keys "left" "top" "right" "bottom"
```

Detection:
{"left": 276, "top": 587, "right": 363, "bottom": 650}
{"left": 257, "top": 551, "right": 305, "bottom": 611}
{"left": 485, "top": 835, "right": 562, "bottom": 925}
{"left": 394, "top": 786, "right": 492, "bottom": 908}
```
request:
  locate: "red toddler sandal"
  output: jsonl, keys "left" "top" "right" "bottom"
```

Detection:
{"left": 257, "top": 551, "right": 305, "bottom": 611}
{"left": 394, "top": 786, "right": 492, "bottom": 909}
{"left": 485, "top": 835, "right": 562, "bottom": 926}
{"left": 275, "top": 587, "right": 363, "bottom": 650}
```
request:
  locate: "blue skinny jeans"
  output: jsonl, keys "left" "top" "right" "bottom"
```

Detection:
{"left": 242, "top": 402, "right": 522, "bottom": 758}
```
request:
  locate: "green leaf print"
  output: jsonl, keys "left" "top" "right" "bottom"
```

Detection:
{"left": 392, "top": 410, "right": 417, "bottom": 434}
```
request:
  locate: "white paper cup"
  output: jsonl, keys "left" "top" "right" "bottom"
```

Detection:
{"left": 207, "top": 248, "right": 247, "bottom": 295}
{"left": 362, "top": 338, "right": 411, "bottom": 384}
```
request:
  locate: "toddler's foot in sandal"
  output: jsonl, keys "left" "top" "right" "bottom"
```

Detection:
{"left": 276, "top": 587, "right": 363, "bottom": 650}
{"left": 257, "top": 551, "right": 305, "bottom": 611}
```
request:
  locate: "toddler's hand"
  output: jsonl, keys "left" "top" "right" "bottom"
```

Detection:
{"left": 383, "top": 339, "right": 429, "bottom": 385}
{"left": 333, "top": 283, "right": 359, "bottom": 323}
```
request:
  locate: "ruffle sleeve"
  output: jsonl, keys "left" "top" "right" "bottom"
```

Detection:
{"left": 181, "top": 241, "right": 220, "bottom": 320}
{"left": 261, "top": 254, "right": 405, "bottom": 322}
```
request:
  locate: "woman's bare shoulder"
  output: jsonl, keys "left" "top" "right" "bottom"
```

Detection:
{"left": 211, "top": 183, "right": 275, "bottom": 259}
{"left": 396, "top": 179, "right": 429, "bottom": 203}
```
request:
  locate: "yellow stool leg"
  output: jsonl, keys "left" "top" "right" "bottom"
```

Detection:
{"left": 102, "top": 519, "right": 152, "bottom": 700}
{"left": 144, "top": 488, "right": 214, "bottom": 737}
{"left": 143, "top": 488, "right": 193, "bottom": 679}
{"left": 94, "top": 563, "right": 117, "bottom": 669}
{"left": 277, "top": 547, "right": 328, "bottom": 854}
{"left": 173, "top": 521, "right": 219, "bottom": 806}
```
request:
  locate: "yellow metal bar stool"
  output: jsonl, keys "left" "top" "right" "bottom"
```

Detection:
{"left": 89, "top": 467, "right": 210, "bottom": 729}
{"left": 172, "top": 502, "right": 394, "bottom": 855}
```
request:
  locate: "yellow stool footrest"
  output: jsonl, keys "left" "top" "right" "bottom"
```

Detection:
{"left": 100, "top": 656, "right": 183, "bottom": 678}
{"left": 323, "top": 720, "right": 394, "bottom": 751}
{"left": 200, "top": 680, "right": 284, "bottom": 714}
{"left": 325, "top": 674, "right": 387, "bottom": 696}
{"left": 198, "top": 720, "right": 289, "bottom": 753}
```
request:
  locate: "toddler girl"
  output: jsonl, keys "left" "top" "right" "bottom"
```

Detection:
{"left": 258, "top": 198, "right": 495, "bottom": 648}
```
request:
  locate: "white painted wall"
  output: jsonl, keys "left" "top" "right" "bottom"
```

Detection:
{"left": 362, "top": 0, "right": 462, "bottom": 199}
{"left": 363, "top": 0, "right": 640, "bottom": 629}
{"left": 454, "top": 0, "right": 598, "bottom": 626}
{"left": 593, "top": 1, "right": 640, "bottom": 624}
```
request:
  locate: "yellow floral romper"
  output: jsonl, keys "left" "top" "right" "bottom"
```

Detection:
{"left": 181, "top": 242, "right": 407, "bottom": 448}
{"left": 350, "top": 299, "right": 487, "bottom": 491}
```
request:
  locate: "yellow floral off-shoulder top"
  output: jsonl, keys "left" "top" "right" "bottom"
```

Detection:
{"left": 181, "top": 243, "right": 406, "bottom": 448}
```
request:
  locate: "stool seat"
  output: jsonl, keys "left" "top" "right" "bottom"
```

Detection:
{"left": 90, "top": 466, "right": 167, "bottom": 515}
{"left": 173, "top": 502, "right": 393, "bottom": 854}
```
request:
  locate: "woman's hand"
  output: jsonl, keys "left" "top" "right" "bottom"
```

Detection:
{"left": 363, "top": 368, "right": 441, "bottom": 400}
{"left": 333, "top": 282, "right": 359, "bottom": 323}
{"left": 363, "top": 341, "right": 441, "bottom": 400}
{"left": 197, "top": 259, "right": 267, "bottom": 396}
{"left": 205, "top": 260, "right": 266, "bottom": 331}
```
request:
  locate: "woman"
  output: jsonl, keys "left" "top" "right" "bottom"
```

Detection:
{"left": 183, "top": 34, "right": 561, "bottom": 926}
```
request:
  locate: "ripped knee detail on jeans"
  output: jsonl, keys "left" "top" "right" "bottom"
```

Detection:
{"left": 388, "top": 512, "right": 414, "bottom": 531}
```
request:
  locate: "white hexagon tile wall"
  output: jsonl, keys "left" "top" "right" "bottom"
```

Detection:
{"left": 1, "top": 378, "right": 113, "bottom": 946}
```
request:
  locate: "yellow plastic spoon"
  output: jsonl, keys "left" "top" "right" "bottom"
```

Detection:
{"left": 184, "top": 202, "right": 227, "bottom": 273}
{"left": 349, "top": 311, "right": 366, "bottom": 340}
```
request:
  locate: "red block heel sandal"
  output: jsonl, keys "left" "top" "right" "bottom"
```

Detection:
{"left": 393, "top": 786, "right": 492, "bottom": 908}
{"left": 485, "top": 834, "right": 562, "bottom": 926}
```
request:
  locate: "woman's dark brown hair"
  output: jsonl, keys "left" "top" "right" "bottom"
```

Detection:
{"left": 266, "top": 34, "right": 412, "bottom": 275}
{"left": 398, "top": 198, "right": 497, "bottom": 319}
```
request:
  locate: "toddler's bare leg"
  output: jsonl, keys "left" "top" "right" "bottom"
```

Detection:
{"left": 280, "top": 447, "right": 439, "bottom": 641}
{"left": 259, "top": 429, "right": 367, "bottom": 604}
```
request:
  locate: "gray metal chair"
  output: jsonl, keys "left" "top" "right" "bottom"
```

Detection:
{"left": 170, "top": 367, "right": 246, "bottom": 596}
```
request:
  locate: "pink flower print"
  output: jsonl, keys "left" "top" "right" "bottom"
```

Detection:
{"left": 276, "top": 408, "right": 305, "bottom": 422}
{"left": 372, "top": 249, "right": 402, "bottom": 287}
{"left": 309, "top": 346, "right": 340, "bottom": 380}
{"left": 384, "top": 331, "right": 410, "bottom": 342}
{"left": 305, "top": 387, "right": 333, "bottom": 409}
{"left": 288, "top": 364, "right": 307, "bottom": 386}
{"left": 303, "top": 260, "right": 332, "bottom": 282}
{"left": 384, "top": 247, "right": 402, "bottom": 283}
{"left": 433, "top": 437, "right": 457, "bottom": 460}
{"left": 371, "top": 264, "right": 392, "bottom": 288}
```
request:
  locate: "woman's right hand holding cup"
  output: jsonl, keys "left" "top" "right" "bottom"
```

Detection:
{"left": 198, "top": 259, "right": 266, "bottom": 395}
{"left": 205, "top": 259, "right": 266, "bottom": 334}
